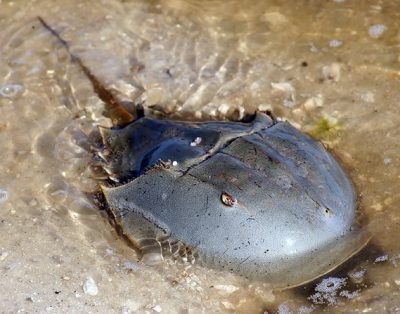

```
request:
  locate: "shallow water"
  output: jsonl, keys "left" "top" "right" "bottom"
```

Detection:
{"left": 1, "top": 0, "right": 400, "bottom": 312}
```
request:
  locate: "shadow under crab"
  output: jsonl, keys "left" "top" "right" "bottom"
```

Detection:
{"left": 39, "top": 17, "right": 370, "bottom": 289}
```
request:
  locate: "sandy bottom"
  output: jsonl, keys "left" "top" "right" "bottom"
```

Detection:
{"left": 1, "top": 0, "right": 400, "bottom": 312}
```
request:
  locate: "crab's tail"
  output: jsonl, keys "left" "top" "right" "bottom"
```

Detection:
{"left": 37, "top": 16, "right": 139, "bottom": 127}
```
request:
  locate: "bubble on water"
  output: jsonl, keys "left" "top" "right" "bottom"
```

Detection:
{"left": 277, "top": 302, "right": 291, "bottom": 314}
{"left": 83, "top": 277, "right": 98, "bottom": 296}
{"left": 0, "top": 83, "right": 24, "bottom": 99}
{"left": 309, "top": 277, "right": 347, "bottom": 305}
{"left": 0, "top": 188, "right": 9, "bottom": 203}
{"left": 298, "top": 306, "right": 314, "bottom": 314}
{"left": 315, "top": 277, "right": 347, "bottom": 293}
{"left": 339, "top": 289, "right": 359, "bottom": 299}
{"left": 368, "top": 24, "right": 386, "bottom": 38}
{"left": 329, "top": 39, "right": 343, "bottom": 47}
{"left": 349, "top": 268, "right": 366, "bottom": 283}
{"left": 374, "top": 255, "right": 388, "bottom": 263}
{"left": 383, "top": 157, "right": 392, "bottom": 165}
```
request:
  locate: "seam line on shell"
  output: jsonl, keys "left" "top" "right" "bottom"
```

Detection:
{"left": 175, "top": 123, "right": 278, "bottom": 178}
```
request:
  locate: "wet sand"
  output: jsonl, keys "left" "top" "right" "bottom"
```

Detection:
{"left": 1, "top": 0, "right": 400, "bottom": 312}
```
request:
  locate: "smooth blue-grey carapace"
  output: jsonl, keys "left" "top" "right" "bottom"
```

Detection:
{"left": 100, "top": 112, "right": 368, "bottom": 288}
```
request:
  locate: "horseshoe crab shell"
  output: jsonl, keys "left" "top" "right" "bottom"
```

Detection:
{"left": 99, "top": 112, "right": 369, "bottom": 288}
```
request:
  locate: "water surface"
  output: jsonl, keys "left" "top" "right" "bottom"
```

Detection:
{"left": 1, "top": 0, "right": 400, "bottom": 312}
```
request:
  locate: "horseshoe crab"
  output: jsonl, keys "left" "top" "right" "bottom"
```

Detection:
{"left": 98, "top": 112, "right": 369, "bottom": 288}
{"left": 39, "top": 17, "right": 369, "bottom": 289}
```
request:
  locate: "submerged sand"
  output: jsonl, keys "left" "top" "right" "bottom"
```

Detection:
{"left": 1, "top": 0, "right": 400, "bottom": 312}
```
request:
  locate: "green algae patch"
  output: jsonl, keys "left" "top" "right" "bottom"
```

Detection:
{"left": 310, "top": 116, "right": 341, "bottom": 140}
